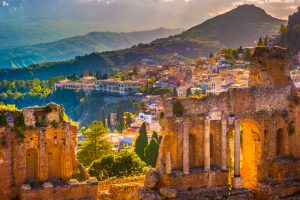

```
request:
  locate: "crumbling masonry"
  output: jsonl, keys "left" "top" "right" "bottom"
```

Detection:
{"left": 154, "top": 47, "right": 300, "bottom": 199}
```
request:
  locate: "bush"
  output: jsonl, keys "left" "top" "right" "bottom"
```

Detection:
{"left": 0, "top": 113, "right": 7, "bottom": 126}
{"left": 89, "top": 147, "right": 147, "bottom": 181}
{"left": 173, "top": 100, "right": 184, "bottom": 117}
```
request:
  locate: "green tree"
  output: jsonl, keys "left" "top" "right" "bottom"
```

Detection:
{"left": 101, "top": 107, "right": 106, "bottom": 127}
{"left": 263, "top": 35, "right": 268, "bottom": 46}
{"left": 89, "top": 146, "right": 147, "bottom": 180}
{"left": 257, "top": 37, "right": 263, "bottom": 46}
{"left": 77, "top": 120, "right": 113, "bottom": 166}
{"left": 134, "top": 122, "right": 148, "bottom": 161}
{"left": 152, "top": 132, "right": 159, "bottom": 141}
{"left": 125, "top": 112, "right": 133, "bottom": 128}
{"left": 144, "top": 138, "right": 159, "bottom": 167}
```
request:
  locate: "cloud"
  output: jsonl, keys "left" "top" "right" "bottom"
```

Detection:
{"left": 2, "top": 0, "right": 299, "bottom": 31}
{"left": 2, "top": 0, "right": 9, "bottom": 7}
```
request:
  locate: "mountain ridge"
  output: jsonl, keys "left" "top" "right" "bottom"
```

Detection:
{"left": 0, "top": 27, "right": 183, "bottom": 69}
{"left": 0, "top": 4, "right": 287, "bottom": 81}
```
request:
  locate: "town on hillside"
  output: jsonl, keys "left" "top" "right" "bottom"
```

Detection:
{"left": 0, "top": 4, "right": 300, "bottom": 200}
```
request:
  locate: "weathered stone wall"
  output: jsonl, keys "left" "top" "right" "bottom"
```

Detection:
{"left": 155, "top": 47, "right": 300, "bottom": 199}
{"left": 0, "top": 127, "right": 13, "bottom": 200}
{"left": 159, "top": 170, "right": 228, "bottom": 190}
{"left": 20, "top": 183, "right": 98, "bottom": 200}
{"left": 0, "top": 103, "right": 80, "bottom": 199}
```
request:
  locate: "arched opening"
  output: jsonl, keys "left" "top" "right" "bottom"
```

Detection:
{"left": 189, "top": 134, "right": 196, "bottom": 168}
{"left": 48, "top": 146, "right": 62, "bottom": 180}
{"left": 276, "top": 128, "right": 284, "bottom": 157}
{"left": 240, "top": 120, "right": 262, "bottom": 189}
{"left": 26, "top": 148, "right": 38, "bottom": 181}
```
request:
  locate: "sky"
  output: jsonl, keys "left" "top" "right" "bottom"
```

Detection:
{"left": 1, "top": 0, "right": 300, "bottom": 31}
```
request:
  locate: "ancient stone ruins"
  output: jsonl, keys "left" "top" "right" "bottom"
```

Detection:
{"left": 1, "top": 46, "right": 300, "bottom": 200}
{"left": 147, "top": 47, "right": 300, "bottom": 199}
{"left": 0, "top": 103, "right": 98, "bottom": 200}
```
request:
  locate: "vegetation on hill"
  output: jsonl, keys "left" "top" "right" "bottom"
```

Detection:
{"left": 0, "top": 5, "right": 284, "bottom": 81}
{"left": 0, "top": 28, "right": 183, "bottom": 69}
{"left": 0, "top": 78, "right": 139, "bottom": 126}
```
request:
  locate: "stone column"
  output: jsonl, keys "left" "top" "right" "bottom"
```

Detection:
{"left": 221, "top": 118, "right": 227, "bottom": 171}
{"left": 183, "top": 120, "right": 192, "bottom": 175}
{"left": 166, "top": 151, "right": 172, "bottom": 175}
{"left": 204, "top": 119, "right": 211, "bottom": 171}
{"left": 233, "top": 119, "right": 243, "bottom": 189}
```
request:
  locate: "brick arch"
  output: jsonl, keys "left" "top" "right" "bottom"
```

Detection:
{"left": 48, "top": 146, "right": 62, "bottom": 180}
{"left": 240, "top": 119, "right": 263, "bottom": 189}
{"left": 189, "top": 134, "right": 196, "bottom": 168}
{"left": 26, "top": 148, "right": 38, "bottom": 181}
{"left": 276, "top": 128, "right": 284, "bottom": 157}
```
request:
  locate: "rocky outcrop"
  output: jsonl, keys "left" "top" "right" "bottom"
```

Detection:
{"left": 144, "top": 169, "right": 159, "bottom": 189}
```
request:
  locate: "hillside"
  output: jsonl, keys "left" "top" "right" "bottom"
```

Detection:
{"left": 0, "top": 4, "right": 286, "bottom": 81}
{"left": 0, "top": 28, "right": 183, "bottom": 69}
{"left": 180, "top": 4, "right": 285, "bottom": 47}
{"left": 286, "top": 8, "right": 300, "bottom": 54}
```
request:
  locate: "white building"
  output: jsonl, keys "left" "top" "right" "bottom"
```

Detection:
{"left": 55, "top": 76, "right": 96, "bottom": 93}
{"left": 95, "top": 79, "right": 141, "bottom": 95}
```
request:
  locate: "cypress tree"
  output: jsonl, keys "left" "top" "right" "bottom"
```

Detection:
{"left": 152, "top": 131, "right": 159, "bottom": 141}
{"left": 257, "top": 37, "right": 263, "bottom": 46}
{"left": 134, "top": 123, "right": 148, "bottom": 161}
{"left": 144, "top": 138, "right": 159, "bottom": 167}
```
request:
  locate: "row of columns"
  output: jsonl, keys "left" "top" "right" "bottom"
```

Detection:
{"left": 179, "top": 118, "right": 243, "bottom": 188}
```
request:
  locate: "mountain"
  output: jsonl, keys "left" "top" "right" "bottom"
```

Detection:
{"left": 0, "top": 4, "right": 286, "bottom": 81}
{"left": 180, "top": 4, "right": 285, "bottom": 47}
{"left": 0, "top": 28, "right": 183, "bottom": 69}
{"left": 286, "top": 8, "right": 300, "bottom": 54}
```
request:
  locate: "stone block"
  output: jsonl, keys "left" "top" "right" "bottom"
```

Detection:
{"left": 144, "top": 169, "right": 159, "bottom": 189}
{"left": 160, "top": 187, "right": 177, "bottom": 199}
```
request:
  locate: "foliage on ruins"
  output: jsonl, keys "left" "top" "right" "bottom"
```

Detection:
{"left": 88, "top": 146, "right": 148, "bottom": 181}
{"left": 77, "top": 120, "right": 113, "bottom": 166}
{"left": 173, "top": 100, "right": 184, "bottom": 117}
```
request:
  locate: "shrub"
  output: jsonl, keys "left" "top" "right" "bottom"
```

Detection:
{"left": 173, "top": 100, "right": 184, "bottom": 117}
{"left": 42, "top": 106, "right": 52, "bottom": 113}
{"left": 89, "top": 147, "right": 147, "bottom": 181}
{"left": 71, "top": 169, "right": 86, "bottom": 182}
{"left": 0, "top": 113, "right": 7, "bottom": 126}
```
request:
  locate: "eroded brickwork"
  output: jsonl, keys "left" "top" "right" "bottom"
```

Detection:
{"left": 153, "top": 47, "right": 300, "bottom": 199}
{"left": 0, "top": 103, "right": 80, "bottom": 199}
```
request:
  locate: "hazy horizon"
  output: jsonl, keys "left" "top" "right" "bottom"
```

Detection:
{"left": 1, "top": 0, "right": 298, "bottom": 32}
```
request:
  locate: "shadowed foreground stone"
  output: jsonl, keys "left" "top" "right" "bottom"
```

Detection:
{"left": 145, "top": 169, "right": 159, "bottom": 189}
{"left": 160, "top": 187, "right": 178, "bottom": 199}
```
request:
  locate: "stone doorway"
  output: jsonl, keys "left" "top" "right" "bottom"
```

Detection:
{"left": 240, "top": 120, "right": 262, "bottom": 189}
{"left": 48, "top": 146, "right": 62, "bottom": 180}
{"left": 26, "top": 148, "right": 38, "bottom": 181}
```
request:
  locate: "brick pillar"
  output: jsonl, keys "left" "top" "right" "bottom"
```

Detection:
{"left": 233, "top": 119, "right": 243, "bottom": 189}
{"left": 183, "top": 120, "right": 192, "bottom": 175}
{"left": 166, "top": 151, "right": 172, "bottom": 175}
{"left": 221, "top": 118, "right": 227, "bottom": 171}
{"left": 204, "top": 119, "right": 211, "bottom": 171}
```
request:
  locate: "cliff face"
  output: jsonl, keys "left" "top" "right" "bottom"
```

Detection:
{"left": 0, "top": 103, "right": 79, "bottom": 199}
